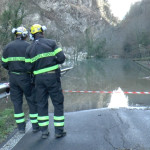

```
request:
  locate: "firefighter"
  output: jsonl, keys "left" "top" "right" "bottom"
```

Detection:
{"left": 25, "top": 24, "right": 66, "bottom": 139}
{"left": 1, "top": 27, "right": 39, "bottom": 133}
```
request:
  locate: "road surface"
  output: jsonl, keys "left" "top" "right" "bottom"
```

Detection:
{"left": 1, "top": 108, "right": 150, "bottom": 150}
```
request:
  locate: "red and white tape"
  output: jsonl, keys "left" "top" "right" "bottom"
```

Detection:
{"left": 63, "top": 90, "right": 150, "bottom": 94}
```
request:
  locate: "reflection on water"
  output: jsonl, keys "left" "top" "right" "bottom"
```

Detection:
{"left": 48, "top": 59, "right": 150, "bottom": 112}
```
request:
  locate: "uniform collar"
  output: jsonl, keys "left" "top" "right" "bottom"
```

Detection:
{"left": 34, "top": 35, "right": 44, "bottom": 40}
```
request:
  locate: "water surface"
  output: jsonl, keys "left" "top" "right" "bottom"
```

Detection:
{"left": 57, "top": 59, "right": 150, "bottom": 112}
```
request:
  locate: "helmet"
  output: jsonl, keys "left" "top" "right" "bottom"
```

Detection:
{"left": 12, "top": 26, "right": 28, "bottom": 37}
{"left": 30, "top": 24, "right": 47, "bottom": 35}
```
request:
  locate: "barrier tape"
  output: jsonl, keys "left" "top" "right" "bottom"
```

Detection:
{"left": 1, "top": 83, "right": 150, "bottom": 95}
{"left": 63, "top": 90, "right": 150, "bottom": 95}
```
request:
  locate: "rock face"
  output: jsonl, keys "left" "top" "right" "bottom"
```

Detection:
{"left": 0, "top": 0, "right": 8, "bottom": 14}
{"left": 23, "top": 0, "right": 117, "bottom": 54}
{"left": 0, "top": 0, "right": 118, "bottom": 58}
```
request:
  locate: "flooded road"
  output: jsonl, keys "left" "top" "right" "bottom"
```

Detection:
{"left": 1, "top": 58, "right": 150, "bottom": 113}
{"left": 55, "top": 59, "right": 150, "bottom": 112}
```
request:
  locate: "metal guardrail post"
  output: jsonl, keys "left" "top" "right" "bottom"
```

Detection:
{"left": 0, "top": 83, "right": 10, "bottom": 99}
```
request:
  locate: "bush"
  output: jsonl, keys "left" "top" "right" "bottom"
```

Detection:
{"left": 85, "top": 28, "right": 107, "bottom": 58}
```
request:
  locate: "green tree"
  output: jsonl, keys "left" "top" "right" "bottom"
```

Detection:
{"left": 0, "top": 0, "right": 27, "bottom": 47}
{"left": 85, "top": 28, "right": 107, "bottom": 58}
{"left": 85, "top": 28, "right": 93, "bottom": 58}
{"left": 94, "top": 39, "right": 107, "bottom": 58}
{"left": 136, "top": 32, "right": 150, "bottom": 47}
{"left": 0, "top": 0, "right": 27, "bottom": 81}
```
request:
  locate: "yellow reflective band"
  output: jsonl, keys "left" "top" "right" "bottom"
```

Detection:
{"left": 54, "top": 122, "right": 64, "bottom": 127}
{"left": 38, "top": 121, "right": 49, "bottom": 127}
{"left": 38, "top": 116, "right": 49, "bottom": 121}
{"left": 2, "top": 57, "right": 25, "bottom": 62}
{"left": 11, "top": 72, "right": 21, "bottom": 75}
{"left": 30, "top": 119, "right": 38, "bottom": 123}
{"left": 54, "top": 48, "right": 62, "bottom": 55}
{"left": 30, "top": 52, "right": 55, "bottom": 63}
{"left": 16, "top": 118, "right": 25, "bottom": 123}
{"left": 25, "top": 49, "right": 62, "bottom": 64}
{"left": 54, "top": 116, "right": 64, "bottom": 121}
{"left": 1, "top": 57, "right": 6, "bottom": 62}
{"left": 25, "top": 58, "right": 31, "bottom": 63}
{"left": 33, "top": 65, "right": 59, "bottom": 75}
{"left": 29, "top": 114, "right": 38, "bottom": 118}
{"left": 14, "top": 113, "right": 25, "bottom": 118}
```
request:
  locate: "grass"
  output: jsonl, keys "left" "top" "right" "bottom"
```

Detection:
{"left": 0, "top": 96, "right": 30, "bottom": 145}
{"left": 0, "top": 108, "right": 16, "bottom": 144}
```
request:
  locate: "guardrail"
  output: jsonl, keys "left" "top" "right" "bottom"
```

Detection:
{"left": 61, "top": 67, "right": 73, "bottom": 75}
{"left": 0, "top": 83, "right": 10, "bottom": 99}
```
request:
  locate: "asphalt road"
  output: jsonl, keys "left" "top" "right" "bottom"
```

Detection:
{"left": 2, "top": 108, "right": 150, "bottom": 150}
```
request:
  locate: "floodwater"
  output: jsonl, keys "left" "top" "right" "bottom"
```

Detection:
{"left": 1, "top": 58, "right": 150, "bottom": 113}
{"left": 50, "top": 58, "right": 150, "bottom": 112}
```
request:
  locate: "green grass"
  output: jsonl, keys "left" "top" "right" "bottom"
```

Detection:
{"left": 0, "top": 108, "right": 16, "bottom": 144}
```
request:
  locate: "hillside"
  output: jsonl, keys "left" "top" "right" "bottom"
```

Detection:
{"left": 103, "top": 0, "right": 150, "bottom": 58}
{"left": 0, "top": 0, "right": 118, "bottom": 59}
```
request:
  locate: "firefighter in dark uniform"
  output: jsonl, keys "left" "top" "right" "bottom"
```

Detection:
{"left": 1, "top": 27, "right": 39, "bottom": 133}
{"left": 25, "top": 24, "right": 66, "bottom": 139}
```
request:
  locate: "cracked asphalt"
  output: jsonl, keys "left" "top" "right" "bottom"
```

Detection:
{"left": 4, "top": 108, "right": 150, "bottom": 150}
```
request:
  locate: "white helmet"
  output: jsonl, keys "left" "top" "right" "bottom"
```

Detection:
{"left": 12, "top": 26, "right": 28, "bottom": 37}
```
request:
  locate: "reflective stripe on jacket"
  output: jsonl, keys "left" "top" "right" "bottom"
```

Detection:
{"left": 1, "top": 39, "right": 30, "bottom": 72}
{"left": 25, "top": 37, "right": 65, "bottom": 75}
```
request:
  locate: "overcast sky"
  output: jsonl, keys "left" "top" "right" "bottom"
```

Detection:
{"left": 108, "top": 0, "right": 142, "bottom": 20}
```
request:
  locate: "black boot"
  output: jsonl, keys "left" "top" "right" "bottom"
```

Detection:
{"left": 55, "top": 131, "right": 66, "bottom": 138}
{"left": 32, "top": 126, "right": 40, "bottom": 133}
{"left": 19, "top": 129, "right": 25, "bottom": 134}
{"left": 41, "top": 129, "right": 49, "bottom": 139}
{"left": 18, "top": 123, "right": 26, "bottom": 134}
{"left": 32, "top": 123, "right": 40, "bottom": 133}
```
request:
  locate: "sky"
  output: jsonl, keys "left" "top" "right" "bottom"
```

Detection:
{"left": 108, "top": 0, "right": 142, "bottom": 20}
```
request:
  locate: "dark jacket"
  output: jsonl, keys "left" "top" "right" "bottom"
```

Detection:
{"left": 2, "top": 38, "right": 30, "bottom": 72}
{"left": 25, "top": 36, "right": 65, "bottom": 75}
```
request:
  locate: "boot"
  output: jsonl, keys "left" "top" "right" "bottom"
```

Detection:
{"left": 55, "top": 131, "right": 66, "bottom": 138}
{"left": 32, "top": 126, "right": 40, "bottom": 133}
{"left": 41, "top": 129, "right": 49, "bottom": 139}
{"left": 19, "top": 129, "right": 25, "bottom": 134}
{"left": 32, "top": 123, "right": 40, "bottom": 133}
{"left": 18, "top": 123, "right": 26, "bottom": 134}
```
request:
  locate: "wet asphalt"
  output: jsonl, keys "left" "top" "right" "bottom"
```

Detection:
{"left": 2, "top": 108, "right": 150, "bottom": 150}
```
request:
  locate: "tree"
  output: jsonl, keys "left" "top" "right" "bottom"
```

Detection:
{"left": 0, "top": 0, "right": 27, "bottom": 81}
{"left": 85, "top": 28, "right": 94, "bottom": 58}
{"left": 0, "top": 0, "right": 27, "bottom": 48}
{"left": 85, "top": 27, "right": 107, "bottom": 58}
{"left": 94, "top": 39, "right": 107, "bottom": 58}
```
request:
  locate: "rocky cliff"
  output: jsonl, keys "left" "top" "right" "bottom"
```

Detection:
{"left": 23, "top": 0, "right": 117, "bottom": 56}
{"left": 0, "top": 0, "right": 118, "bottom": 59}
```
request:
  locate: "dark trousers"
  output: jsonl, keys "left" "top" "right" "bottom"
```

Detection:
{"left": 9, "top": 73, "right": 38, "bottom": 130}
{"left": 35, "top": 72, "right": 64, "bottom": 133}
